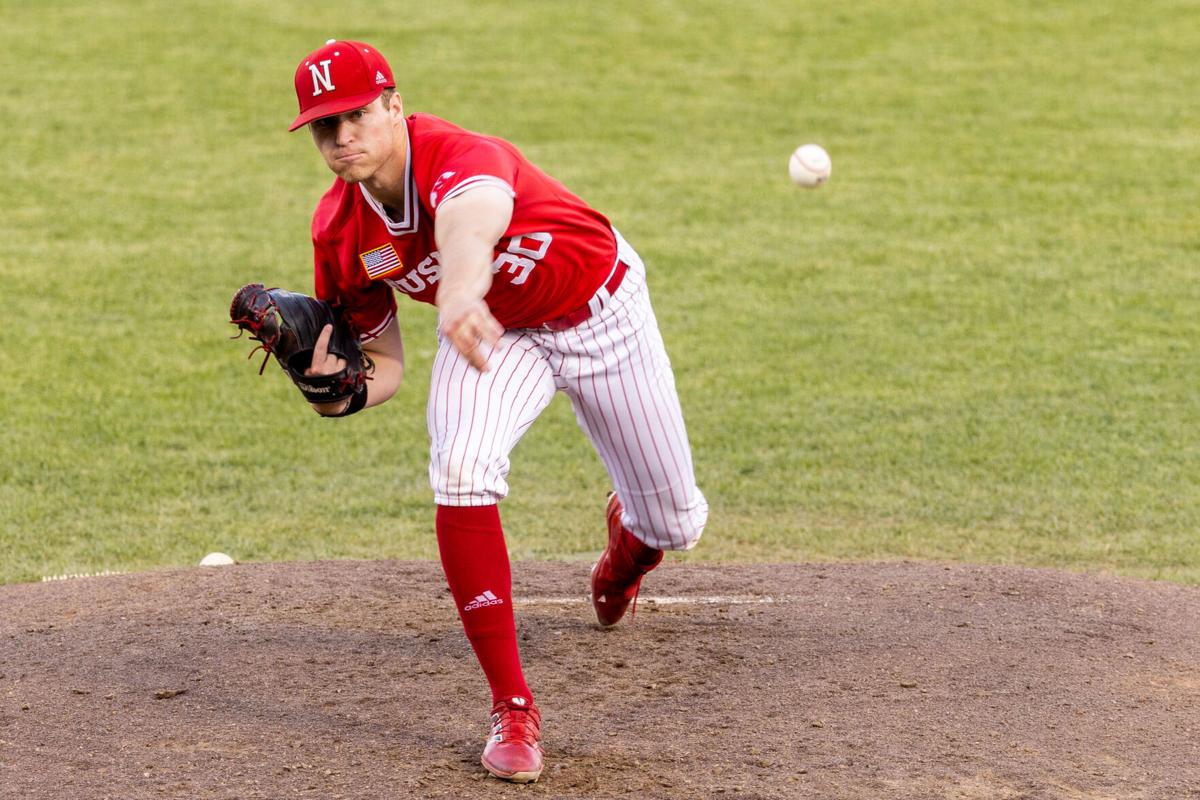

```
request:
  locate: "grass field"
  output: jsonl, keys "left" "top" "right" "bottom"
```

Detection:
{"left": 2, "top": 1, "right": 1198, "bottom": 586}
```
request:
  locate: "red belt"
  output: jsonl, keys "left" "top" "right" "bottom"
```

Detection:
{"left": 540, "top": 260, "right": 628, "bottom": 332}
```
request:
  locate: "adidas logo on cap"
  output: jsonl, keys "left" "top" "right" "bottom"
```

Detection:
{"left": 464, "top": 590, "right": 504, "bottom": 611}
{"left": 375, "top": 70, "right": 387, "bottom": 85}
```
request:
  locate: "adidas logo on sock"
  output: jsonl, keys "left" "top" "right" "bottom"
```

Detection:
{"left": 464, "top": 590, "right": 504, "bottom": 611}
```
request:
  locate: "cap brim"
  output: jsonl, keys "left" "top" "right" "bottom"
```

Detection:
{"left": 288, "top": 88, "right": 386, "bottom": 132}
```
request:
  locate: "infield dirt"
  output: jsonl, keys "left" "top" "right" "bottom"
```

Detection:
{"left": 1, "top": 561, "right": 1197, "bottom": 799}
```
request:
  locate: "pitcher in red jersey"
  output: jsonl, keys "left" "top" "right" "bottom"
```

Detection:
{"left": 287, "top": 40, "right": 707, "bottom": 783}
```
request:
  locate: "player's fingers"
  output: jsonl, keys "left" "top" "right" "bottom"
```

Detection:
{"left": 452, "top": 319, "right": 491, "bottom": 372}
{"left": 466, "top": 350, "right": 488, "bottom": 371}
{"left": 461, "top": 332, "right": 490, "bottom": 372}
{"left": 457, "top": 305, "right": 501, "bottom": 345}
{"left": 306, "top": 324, "right": 336, "bottom": 375}
{"left": 438, "top": 302, "right": 496, "bottom": 371}
{"left": 479, "top": 310, "right": 504, "bottom": 346}
{"left": 312, "top": 324, "right": 332, "bottom": 361}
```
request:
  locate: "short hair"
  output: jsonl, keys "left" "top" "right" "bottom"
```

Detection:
{"left": 379, "top": 88, "right": 396, "bottom": 107}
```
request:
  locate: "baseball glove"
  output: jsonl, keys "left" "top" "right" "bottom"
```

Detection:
{"left": 229, "top": 283, "right": 373, "bottom": 413}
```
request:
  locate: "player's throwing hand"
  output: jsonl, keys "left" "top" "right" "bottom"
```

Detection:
{"left": 438, "top": 299, "right": 503, "bottom": 372}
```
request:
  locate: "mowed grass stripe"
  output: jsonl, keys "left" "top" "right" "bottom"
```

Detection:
{"left": 2, "top": 1, "right": 1198, "bottom": 584}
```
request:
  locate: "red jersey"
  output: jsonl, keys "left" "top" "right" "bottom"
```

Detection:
{"left": 311, "top": 113, "right": 619, "bottom": 339}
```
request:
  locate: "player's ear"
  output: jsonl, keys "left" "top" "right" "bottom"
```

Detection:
{"left": 388, "top": 91, "right": 404, "bottom": 119}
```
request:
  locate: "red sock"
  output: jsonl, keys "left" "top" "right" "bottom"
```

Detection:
{"left": 436, "top": 504, "right": 533, "bottom": 707}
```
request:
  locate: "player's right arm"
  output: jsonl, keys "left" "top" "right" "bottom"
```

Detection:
{"left": 306, "top": 316, "right": 404, "bottom": 416}
{"left": 433, "top": 186, "right": 513, "bottom": 371}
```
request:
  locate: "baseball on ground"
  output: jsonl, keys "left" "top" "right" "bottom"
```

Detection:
{"left": 199, "top": 552, "right": 235, "bottom": 566}
{"left": 788, "top": 143, "right": 831, "bottom": 188}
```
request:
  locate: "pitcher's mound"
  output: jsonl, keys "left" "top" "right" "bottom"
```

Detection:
{"left": 1, "top": 561, "right": 1197, "bottom": 799}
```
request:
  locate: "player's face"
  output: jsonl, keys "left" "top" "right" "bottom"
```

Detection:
{"left": 309, "top": 95, "right": 402, "bottom": 183}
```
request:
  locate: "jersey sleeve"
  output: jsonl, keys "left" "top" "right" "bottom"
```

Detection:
{"left": 426, "top": 138, "right": 519, "bottom": 211}
{"left": 313, "top": 238, "right": 397, "bottom": 343}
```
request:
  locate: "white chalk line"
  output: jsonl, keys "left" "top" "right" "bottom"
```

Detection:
{"left": 515, "top": 595, "right": 796, "bottom": 606}
{"left": 41, "top": 570, "right": 127, "bottom": 583}
{"left": 35, "top": 576, "right": 795, "bottom": 607}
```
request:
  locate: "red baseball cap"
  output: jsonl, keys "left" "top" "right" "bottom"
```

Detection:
{"left": 289, "top": 40, "right": 395, "bottom": 132}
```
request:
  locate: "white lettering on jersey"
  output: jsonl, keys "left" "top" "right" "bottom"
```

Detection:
{"left": 309, "top": 60, "right": 335, "bottom": 96}
{"left": 386, "top": 252, "right": 442, "bottom": 295}
{"left": 384, "top": 234, "right": 553, "bottom": 295}
{"left": 416, "top": 253, "right": 441, "bottom": 282}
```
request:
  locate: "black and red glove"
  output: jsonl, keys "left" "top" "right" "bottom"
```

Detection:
{"left": 229, "top": 283, "right": 372, "bottom": 415}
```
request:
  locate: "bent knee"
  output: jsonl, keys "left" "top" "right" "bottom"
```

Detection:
{"left": 429, "top": 450, "right": 510, "bottom": 506}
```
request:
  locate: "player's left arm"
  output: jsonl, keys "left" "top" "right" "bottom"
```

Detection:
{"left": 433, "top": 186, "right": 514, "bottom": 371}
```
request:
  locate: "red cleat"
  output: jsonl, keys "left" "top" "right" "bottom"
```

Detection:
{"left": 480, "top": 697, "right": 543, "bottom": 783}
{"left": 591, "top": 493, "right": 664, "bottom": 627}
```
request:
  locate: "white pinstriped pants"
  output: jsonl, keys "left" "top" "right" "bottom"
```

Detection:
{"left": 427, "top": 232, "right": 707, "bottom": 551}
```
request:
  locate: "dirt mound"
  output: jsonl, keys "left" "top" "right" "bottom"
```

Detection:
{"left": 1, "top": 561, "right": 1197, "bottom": 799}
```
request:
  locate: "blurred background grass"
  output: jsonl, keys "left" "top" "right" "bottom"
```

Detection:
{"left": 2, "top": 0, "right": 1198, "bottom": 584}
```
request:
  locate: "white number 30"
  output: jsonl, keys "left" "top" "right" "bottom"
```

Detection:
{"left": 492, "top": 232, "right": 552, "bottom": 285}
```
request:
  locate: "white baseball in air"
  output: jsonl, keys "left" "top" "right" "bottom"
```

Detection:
{"left": 199, "top": 552, "right": 235, "bottom": 567}
{"left": 789, "top": 144, "right": 832, "bottom": 188}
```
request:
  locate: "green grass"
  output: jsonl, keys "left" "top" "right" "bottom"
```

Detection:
{"left": 3, "top": 1, "right": 1199, "bottom": 585}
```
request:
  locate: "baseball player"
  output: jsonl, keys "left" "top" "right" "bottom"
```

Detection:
{"left": 283, "top": 40, "right": 707, "bottom": 782}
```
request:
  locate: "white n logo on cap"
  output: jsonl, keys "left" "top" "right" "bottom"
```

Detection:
{"left": 309, "top": 59, "right": 335, "bottom": 96}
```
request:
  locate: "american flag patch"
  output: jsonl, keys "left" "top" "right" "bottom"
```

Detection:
{"left": 360, "top": 243, "right": 403, "bottom": 279}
